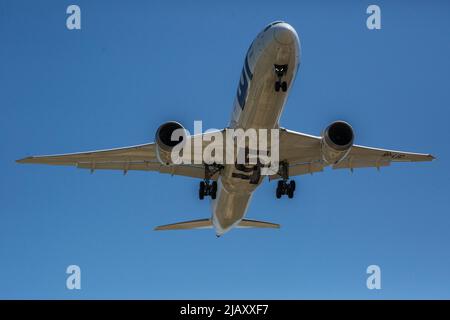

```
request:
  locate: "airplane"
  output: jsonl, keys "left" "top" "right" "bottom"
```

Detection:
{"left": 17, "top": 21, "right": 434, "bottom": 236}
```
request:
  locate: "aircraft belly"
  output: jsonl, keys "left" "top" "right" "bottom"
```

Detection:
{"left": 214, "top": 22, "right": 301, "bottom": 235}
{"left": 212, "top": 173, "right": 254, "bottom": 234}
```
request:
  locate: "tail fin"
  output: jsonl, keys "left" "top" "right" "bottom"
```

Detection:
{"left": 154, "top": 218, "right": 279, "bottom": 231}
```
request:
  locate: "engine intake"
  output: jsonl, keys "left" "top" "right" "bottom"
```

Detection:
{"left": 155, "top": 121, "right": 186, "bottom": 165}
{"left": 321, "top": 121, "right": 354, "bottom": 164}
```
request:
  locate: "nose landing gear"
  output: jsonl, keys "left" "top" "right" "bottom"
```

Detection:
{"left": 274, "top": 64, "right": 288, "bottom": 92}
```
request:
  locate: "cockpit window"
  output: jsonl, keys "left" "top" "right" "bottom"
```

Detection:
{"left": 263, "top": 21, "right": 285, "bottom": 32}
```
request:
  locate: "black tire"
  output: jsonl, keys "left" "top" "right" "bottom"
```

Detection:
{"left": 287, "top": 187, "right": 294, "bottom": 199}
{"left": 211, "top": 181, "right": 218, "bottom": 199}
{"left": 289, "top": 180, "right": 296, "bottom": 192}
{"left": 277, "top": 180, "right": 284, "bottom": 190}
{"left": 278, "top": 180, "right": 286, "bottom": 195}
{"left": 275, "top": 81, "right": 281, "bottom": 92}
{"left": 199, "top": 181, "right": 205, "bottom": 200}
{"left": 276, "top": 187, "right": 282, "bottom": 199}
{"left": 281, "top": 81, "right": 287, "bottom": 92}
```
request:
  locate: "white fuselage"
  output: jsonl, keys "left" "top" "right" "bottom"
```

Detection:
{"left": 211, "top": 22, "right": 300, "bottom": 236}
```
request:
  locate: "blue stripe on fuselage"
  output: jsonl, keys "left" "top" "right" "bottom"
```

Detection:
{"left": 236, "top": 55, "right": 253, "bottom": 110}
{"left": 244, "top": 55, "right": 253, "bottom": 80}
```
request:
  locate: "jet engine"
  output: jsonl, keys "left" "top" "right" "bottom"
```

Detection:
{"left": 321, "top": 121, "right": 354, "bottom": 164}
{"left": 155, "top": 121, "right": 187, "bottom": 165}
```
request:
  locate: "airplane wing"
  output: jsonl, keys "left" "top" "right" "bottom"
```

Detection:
{"left": 332, "top": 144, "right": 435, "bottom": 170}
{"left": 17, "top": 127, "right": 434, "bottom": 179}
{"left": 270, "top": 128, "right": 435, "bottom": 179}
{"left": 16, "top": 132, "right": 223, "bottom": 180}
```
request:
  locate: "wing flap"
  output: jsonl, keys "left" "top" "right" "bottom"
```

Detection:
{"left": 270, "top": 161, "right": 324, "bottom": 180}
{"left": 76, "top": 161, "right": 160, "bottom": 171}
{"left": 332, "top": 158, "right": 391, "bottom": 170}
{"left": 75, "top": 161, "right": 211, "bottom": 179}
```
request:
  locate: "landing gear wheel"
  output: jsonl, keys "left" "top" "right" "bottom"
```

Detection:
{"left": 275, "top": 81, "right": 281, "bottom": 92}
{"left": 275, "top": 179, "right": 296, "bottom": 199}
{"left": 276, "top": 187, "right": 282, "bottom": 199}
{"left": 211, "top": 181, "right": 218, "bottom": 200}
{"left": 276, "top": 180, "right": 285, "bottom": 198}
{"left": 199, "top": 181, "right": 205, "bottom": 200}
{"left": 287, "top": 187, "right": 294, "bottom": 199}
{"left": 199, "top": 180, "right": 218, "bottom": 200}
{"left": 274, "top": 64, "right": 288, "bottom": 93}
{"left": 277, "top": 180, "right": 283, "bottom": 190}
{"left": 289, "top": 180, "right": 296, "bottom": 192}
{"left": 198, "top": 181, "right": 205, "bottom": 200}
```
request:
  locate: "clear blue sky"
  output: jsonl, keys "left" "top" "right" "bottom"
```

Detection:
{"left": 1, "top": 0, "right": 449, "bottom": 299}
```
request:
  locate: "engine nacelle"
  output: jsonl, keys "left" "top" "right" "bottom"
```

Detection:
{"left": 155, "top": 121, "right": 186, "bottom": 165}
{"left": 321, "top": 121, "right": 354, "bottom": 165}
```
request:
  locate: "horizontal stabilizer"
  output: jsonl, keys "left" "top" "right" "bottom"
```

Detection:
{"left": 154, "top": 219, "right": 213, "bottom": 231}
{"left": 154, "top": 218, "right": 280, "bottom": 231}
{"left": 237, "top": 219, "right": 280, "bottom": 229}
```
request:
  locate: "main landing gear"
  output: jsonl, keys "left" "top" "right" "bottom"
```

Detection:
{"left": 276, "top": 180, "right": 296, "bottom": 199}
{"left": 198, "top": 164, "right": 222, "bottom": 200}
{"left": 274, "top": 64, "right": 288, "bottom": 92}
{"left": 199, "top": 180, "right": 217, "bottom": 200}
{"left": 275, "top": 161, "right": 296, "bottom": 199}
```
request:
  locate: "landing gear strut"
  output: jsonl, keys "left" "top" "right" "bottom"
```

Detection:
{"left": 275, "top": 161, "right": 296, "bottom": 199}
{"left": 274, "top": 64, "right": 288, "bottom": 92}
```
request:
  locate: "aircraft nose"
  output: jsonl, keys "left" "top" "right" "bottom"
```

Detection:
{"left": 273, "top": 23, "right": 296, "bottom": 45}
